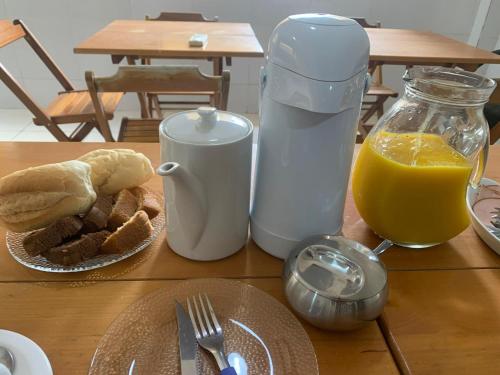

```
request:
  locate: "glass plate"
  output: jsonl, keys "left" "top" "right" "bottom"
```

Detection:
{"left": 5, "top": 213, "right": 165, "bottom": 273}
{"left": 88, "top": 278, "right": 318, "bottom": 375}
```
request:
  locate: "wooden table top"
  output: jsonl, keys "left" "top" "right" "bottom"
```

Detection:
{"left": 0, "top": 141, "right": 498, "bottom": 374}
{"left": 74, "top": 21, "right": 500, "bottom": 68}
{"left": 366, "top": 28, "right": 500, "bottom": 66}
{"left": 74, "top": 20, "right": 264, "bottom": 58}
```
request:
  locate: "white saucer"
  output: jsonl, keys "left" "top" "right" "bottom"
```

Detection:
{"left": 0, "top": 330, "right": 52, "bottom": 375}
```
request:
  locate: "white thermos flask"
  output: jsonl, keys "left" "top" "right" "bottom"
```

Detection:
{"left": 251, "top": 14, "right": 370, "bottom": 259}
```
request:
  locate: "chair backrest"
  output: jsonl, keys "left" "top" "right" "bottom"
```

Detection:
{"left": 86, "top": 66, "right": 230, "bottom": 133}
{"left": 351, "top": 17, "right": 381, "bottom": 29}
{"left": 145, "top": 12, "right": 218, "bottom": 22}
{"left": 0, "top": 19, "right": 75, "bottom": 125}
{"left": 352, "top": 18, "right": 383, "bottom": 84}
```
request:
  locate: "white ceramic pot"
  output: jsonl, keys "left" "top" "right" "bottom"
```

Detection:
{"left": 158, "top": 107, "right": 253, "bottom": 261}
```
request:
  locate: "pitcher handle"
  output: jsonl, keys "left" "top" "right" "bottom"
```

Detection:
{"left": 470, "top": 143, "right": 488, "bottom": 188}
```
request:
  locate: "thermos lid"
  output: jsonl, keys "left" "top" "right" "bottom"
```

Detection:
{"left": 160, "top": 107, "right": 252, "bottom": 145}
{"left": 284, "top": 235, "right": 387, "bottom": 301}
{"left": 267, "top": 13, "right": 369, "bottom": 82}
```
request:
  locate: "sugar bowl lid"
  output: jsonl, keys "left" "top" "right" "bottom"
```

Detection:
{"left": 160, "top": 107, "right": 252, "bottom": 145}
{"left": 284, "top": 235, "right": 387, "bottom": 301}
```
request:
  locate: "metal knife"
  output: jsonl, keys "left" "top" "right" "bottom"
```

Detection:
{"left": 175, "top": 301, "right": 197, "bottom": 375}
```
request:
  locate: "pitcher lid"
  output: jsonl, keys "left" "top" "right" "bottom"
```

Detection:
{"left": 160, "top": 107, "right": 253, "bottom": 145}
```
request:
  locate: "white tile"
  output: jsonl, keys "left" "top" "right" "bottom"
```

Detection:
{"left": 246, "top": 84, "right": 259, "bottom": 114}
{"left": 227, "top": 83, "right": 247, "bottom": 113}
{"left": 22, "top": 123, "right": 50, "bottom": 133}
{"left": 248, "top": 58, "right": 265, "bottom": 85}
{"left": 0, "top": 75, "right": 29, "bottom": 109}
{"left": 310, "top": 0, "right": 372, "bottom": 16}
{"left": 244, "top": 0, "right": 313, "bottom": 27}
{"left": 4, "top": 0, "right": 67, "bottom": 19}
{"left": 481, "top": 0, "right": 500, "bottom": 39}
{"left": 0, "top": 131, "right": 20, "bottom": 141}
{"left": 81, "top": 129, "right": 106, "bottom": 143}
{"left": 0, "top": 42, "right": 23, "bottom": 79}
{"left": 13, "top": 130, "right": 59, "bottom": 142}
{"left": 227, "top": 58, "right": 249, "bottom": 84}
{"left": 130, "top": 0, "right": 193, "bottom": 19}
{"left": 0, "top": 109, "right": 33, "bottom": 131}
{"left": 10, "top": 17, "right": 81, "bottom": 81}
{"left": 369, "top": 0, "right": 479, "bottom": 35}
{"left": 193, "top": 0, "right": 256, "bottom": 22}
{"left": 22, "top": 78, "right": 63, "bottom": 108}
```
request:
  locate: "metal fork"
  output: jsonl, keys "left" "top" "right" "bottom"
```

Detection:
{"left": 187, "top": 294, "right": 237, "bottom": 375}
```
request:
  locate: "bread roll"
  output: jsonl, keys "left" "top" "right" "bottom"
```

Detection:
{"left": 0, "top": 160, "right": 96, "bottom": 232}
{"left": 78, "top": 149, "right": 154, "bottom": 195}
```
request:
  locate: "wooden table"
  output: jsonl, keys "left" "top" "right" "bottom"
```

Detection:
{"left": 0, "top": 142, "right": 499, "bottom": 374}
{"left": 366, "top": 28, "right": 500, "bottom": 70}
{"left": 74, "top": 20, "right": 264, "bottom": 75}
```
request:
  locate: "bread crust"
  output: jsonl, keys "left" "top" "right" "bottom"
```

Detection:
{"left": 108, "top": 189, "right": 138, "bottom": 231}
{"left": 129, "top": 186, "right": 162, "bottom": 219}
{"left": 78, "top": 149, "right": 154, "bottom": 195}
{"left": 101, "top": 210, "right": 153, "bottom": 254}
{"left": 23, "top": 216, "right": 83, "bottom": 256}
{"left": 0, "top": 160, "right": 96, "bottom": 232}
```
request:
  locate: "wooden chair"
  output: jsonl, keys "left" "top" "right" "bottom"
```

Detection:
{"left": 86, "top": 66, "right": 230, "bottom": 143}
{"left": 143, "top": 12, "right": 229, "bottom": 117}
{"left": 0, "top": 20, "right": 122, "bottom": 141}
{"left": 145, "top": 12, "right": 218, "bottom": 22}
{"left": 352, "top": 18, "right": 398, "bottom": 142}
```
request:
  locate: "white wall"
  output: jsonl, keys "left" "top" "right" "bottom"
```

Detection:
{"left": 0, "top": 0, "right": 492, "bottom": 114}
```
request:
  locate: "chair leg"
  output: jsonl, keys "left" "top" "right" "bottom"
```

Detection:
{"left": 152, "top": 95, "right": 162, "bottom": 118}
{"left": 69, "top": 122, "right": 96, "bottom": 142}
{"left": 126, "top": 56, "right": 151, "bottom": 119}
{"left": 45, "top": 124, "right": 70, "bottom": 142}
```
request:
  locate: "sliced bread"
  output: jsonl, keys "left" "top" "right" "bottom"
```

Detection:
{"left": 129, "top": 186, "right": 162, "bottom": 219}
{"left": 23, "top": 216, "right": 83, "bottom": 256}
{"left": 101, "top": 210, "right": 153, "bottom": 254}
{"left": 107, "top": 189, "right": 138, "bottom": 231}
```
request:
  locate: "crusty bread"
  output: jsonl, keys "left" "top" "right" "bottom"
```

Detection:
{"left": 43, "top": 230, "right": 110, "bottom": 266}
{"left": 78, "top": 149, "right": 154, "bottom": 195}
{"left": 82, "top": 195, "right": 113, "bottom": 233}
{"left": 108, "top": 189, "right": 138, "bottom": 231}
{"left": 23, "top": 216, "right": 83, "bottom": 256}
{"left": 0, "top": 160, "right": 96, "bottom": 232}
{"left": 101, "top": 210, "right": 153, "bottom": 254}
{"left": 129, "top": 186, "right": 162, "bottom": 219}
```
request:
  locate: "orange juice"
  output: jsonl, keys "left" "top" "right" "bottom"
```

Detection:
{"left": 352, "top": 132, "right": 473, "bottom": 246}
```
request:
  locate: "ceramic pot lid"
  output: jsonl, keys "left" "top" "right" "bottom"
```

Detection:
{"left": 161, "top": 107, "right": 252, "bottom": 145}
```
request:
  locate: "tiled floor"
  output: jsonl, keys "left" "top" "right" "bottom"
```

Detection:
{"left": 0, "top": 109, "right": 260, "bottom": 142}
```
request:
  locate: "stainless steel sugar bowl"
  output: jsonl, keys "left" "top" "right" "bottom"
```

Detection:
{"left": 283, "top": 235, "right": 389, "bottom": 331}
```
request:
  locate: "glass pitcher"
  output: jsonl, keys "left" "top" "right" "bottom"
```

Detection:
{"left": 352, "top": 66, "right": 496, "bottom": 248}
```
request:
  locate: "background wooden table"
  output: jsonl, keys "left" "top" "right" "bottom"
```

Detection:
{"left": 0, "top": 142, "right": 498, "bottom": 374}
{"left": 366, "top": 28, "right": 500, "bottom": 70}
{"left": 74, "top": 20, "right": 264, "bottom": 75}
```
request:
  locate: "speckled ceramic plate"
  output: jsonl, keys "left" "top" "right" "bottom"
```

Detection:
{"left": 467, "top": 177, "right": 500, "bottom": 254}
{"left": 5, "top": 212, "right": 165, "bottom": 273}
{"left": 88, "top": 278, "right": 318, "bottom": 375}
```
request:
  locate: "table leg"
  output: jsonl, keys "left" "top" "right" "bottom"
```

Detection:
{"left": 213, "top": 57, "right": 223, "bottom": 76}
{"left": 126, "top": 56, "right": 151, "bottom": 118}
{"left": 111, "top": 55, "right": 124, "bottom": 64}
